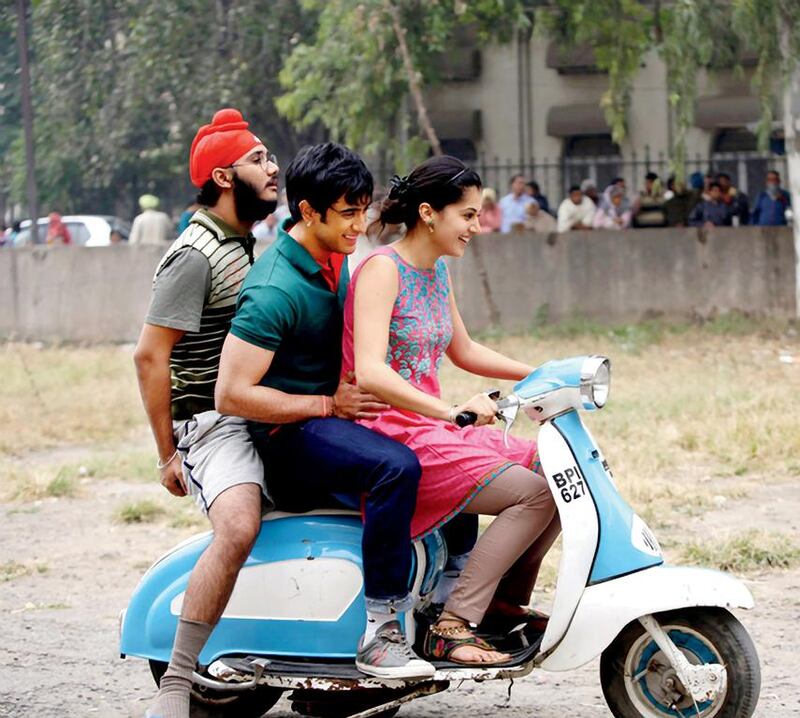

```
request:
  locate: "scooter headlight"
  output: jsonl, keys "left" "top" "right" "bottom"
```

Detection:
{"left": 580, "top": 356, "right": 611, "bottom": 409}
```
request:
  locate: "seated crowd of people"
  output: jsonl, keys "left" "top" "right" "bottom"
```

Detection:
{"left": 479, "top": 169, "right": 793, "bottom": 234}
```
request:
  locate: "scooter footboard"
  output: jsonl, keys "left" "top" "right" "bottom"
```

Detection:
{"left": 537, "top": 564, "right": 754, "bottom": 671}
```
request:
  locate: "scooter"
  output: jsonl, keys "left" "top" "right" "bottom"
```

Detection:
{"left": 120, "top": 355, "right": 761, "bottom": 718}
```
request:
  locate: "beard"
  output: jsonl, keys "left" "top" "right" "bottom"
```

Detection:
{"left": 233, "top": 174, "right": 278, "bottom": 224}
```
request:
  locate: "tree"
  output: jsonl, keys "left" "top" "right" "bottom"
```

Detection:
{"left": 276, "top": 0, "right": 529, "bottom": 175}
{"left": 1, "top": 0, "right": 320, "bottom": 219}
{"left": 14, "top": 0, "right": 38, "bottom": 241}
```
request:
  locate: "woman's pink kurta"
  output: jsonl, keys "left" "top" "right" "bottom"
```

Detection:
{"left": 342, "top": 247, "right": 539, "bottom": 538}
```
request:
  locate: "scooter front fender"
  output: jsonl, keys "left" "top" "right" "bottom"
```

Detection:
{"left": 538, "top": 564, "right": 754, "bottom": 672}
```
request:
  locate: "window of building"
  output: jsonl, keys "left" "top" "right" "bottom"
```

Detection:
{"left": 563, "top": 134, "right": 622, "bottom": 193}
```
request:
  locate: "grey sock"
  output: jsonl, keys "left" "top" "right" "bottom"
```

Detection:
{"left": 145, "top": 618, "right": 214, "bottom": 718}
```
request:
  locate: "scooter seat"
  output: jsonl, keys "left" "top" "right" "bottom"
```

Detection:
{"left": 264, "top": 508, "right": 362, "bottom": 521}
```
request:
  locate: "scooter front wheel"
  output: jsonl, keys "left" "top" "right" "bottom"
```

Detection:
{"left": 599, "top": 607, "right": 760, "bottom": 718}
{"left": 149, "top": 659, "right": 284, "bottom": 717}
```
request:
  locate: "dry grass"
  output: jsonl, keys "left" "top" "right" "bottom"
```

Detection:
{"left": 682, "top": 530, "right": 800, "bottom": 572}
{"left": 0, "top": 342, "right": 144, "bottom": 455}
{"left": 2, "top": 320, "right": 799, "bottom": 565}
{"left": 441, "top": 318, "right": 800, "bottom": 518}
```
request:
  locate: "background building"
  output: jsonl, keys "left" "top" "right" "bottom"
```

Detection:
{"left": 425, "top": 31, "right": 787, "bottom": 199}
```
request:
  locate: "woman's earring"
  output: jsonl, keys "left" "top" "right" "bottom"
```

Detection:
{"left": 427, "top": 219, "right": 435, "bottom": 233}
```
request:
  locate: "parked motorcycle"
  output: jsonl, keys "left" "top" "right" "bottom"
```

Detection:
{"left": 120, "top": 355, "right": 760, "bottom": 717}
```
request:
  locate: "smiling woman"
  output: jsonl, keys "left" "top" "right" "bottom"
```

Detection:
{"left": 340, "top": 155, "right": 562, "bottom": 666}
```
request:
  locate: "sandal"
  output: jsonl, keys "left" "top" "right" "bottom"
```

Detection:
{"left": 424, "top": 619, "right": 511, "bottom": 666}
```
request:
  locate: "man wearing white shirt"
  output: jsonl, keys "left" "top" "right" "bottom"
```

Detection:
{"left": 557, "top": 185, "right": 596, "bottom": 232}
{"left": 499, "top": 174, "right": 533, "bottom": 233}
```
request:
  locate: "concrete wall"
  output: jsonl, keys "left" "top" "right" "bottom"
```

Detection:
{"left": 0, "top": 228, "right": 795, "bottom": 343}
{"left": 0, "top": 244, "right": 165, "bottom": 343}
{"left": 449, "top": 227, "right": 796, "bottom": 331}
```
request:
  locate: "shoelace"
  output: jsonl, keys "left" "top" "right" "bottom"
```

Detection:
{"left": 381, "top": 628, "right": 416, "bottom": 657}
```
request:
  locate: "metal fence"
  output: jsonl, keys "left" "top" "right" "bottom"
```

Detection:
{"left": 472, "top": 147, "right": 789, "bottom": 207}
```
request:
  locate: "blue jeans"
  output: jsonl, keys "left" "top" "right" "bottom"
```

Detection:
{"left": 255, "top": 418, "right": 421, "bottom": 610}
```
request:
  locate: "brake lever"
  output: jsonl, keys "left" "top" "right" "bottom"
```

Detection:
{"left": 495, "top": 395, "right": 520, "bottom": 448}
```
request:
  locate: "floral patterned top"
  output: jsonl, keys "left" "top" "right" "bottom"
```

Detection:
{"left": 383, "top": 250, "right": 453, "bottom": 393}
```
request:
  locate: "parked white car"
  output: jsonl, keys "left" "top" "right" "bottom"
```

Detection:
{"left": 13, "top": 215, "right": 132, "bottom": 247}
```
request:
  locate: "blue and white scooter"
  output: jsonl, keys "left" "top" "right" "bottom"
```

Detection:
{"left": 120, "top": 356, "right": 761, "bottom": 718}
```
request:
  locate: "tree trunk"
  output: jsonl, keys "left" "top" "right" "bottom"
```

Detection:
{"left": 15, "top": 0, "right": 39, "bottom": 244}
{"left": 384, "top": 0, "right": 443, "bottom": 156}
{"left": 781, "top": 28, "right": 800, "bottom": 318}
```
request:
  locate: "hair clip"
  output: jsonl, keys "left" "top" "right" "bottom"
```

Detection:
{"left": 448, "top": 168, "right": 467, "bottom": 184}
{"left": 388, "top": 174, "right": 412, "bottom": 200}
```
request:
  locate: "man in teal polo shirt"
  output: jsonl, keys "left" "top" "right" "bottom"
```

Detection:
{"left": 215, "top": 142, "right": 432, "bottom": 679}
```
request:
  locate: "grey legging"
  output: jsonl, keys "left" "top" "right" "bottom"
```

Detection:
{"left": 444, "top": 464, "right": 561, "bottom": 625}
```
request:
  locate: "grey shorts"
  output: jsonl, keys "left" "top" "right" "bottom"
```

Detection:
{"left": 173, "top": 410, "right": 272, "bottom": 515}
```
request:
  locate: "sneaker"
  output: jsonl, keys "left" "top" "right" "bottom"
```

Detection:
{"left": 355, "top": 620, "right": 436, "bottom": 679}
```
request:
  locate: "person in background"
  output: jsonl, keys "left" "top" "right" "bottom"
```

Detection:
{"left": 478, "top": 188, "right": 502, "bottom": 234}
{"left": 499, "top": 174, "right": 533, "bottom": 232}
{"left": 46, "top": 212, "right": 72, "bottom": 245}
{"left": 632, "top": 171, "right": 666, "bottom": 227}
{"left": 751, "top": 170, "right": 792, "bottom": 226}
{"left": 593, "top": 187, "right": 631, "bottom": 229}
{"left": 717, "top": 172, "right": 749, "bottom": 225}
{"left": 689, "top": 182, "right": 731, "bottom": 227}
{"left": 252, "top": 213, "right": 279, "bottom": 244}
{"left": 663, "top": 177, "right": 696, "bottom": 227}
{"left": 524, "top": 198, "right": 557, "bottom": 233}
{"left": 177, "top": 202, "right": 201, "bottom": 234}
{"left": 130, "top": 194, "right": 174, "bottom": 245}
{"left": 525, "top": 180, "right": 552, "bottom": 216}
{"left": 557, "top": 185, "right": 595, "bottom": 232}
{"left": 580, "top": 179, "right": 600, "bottom": 208}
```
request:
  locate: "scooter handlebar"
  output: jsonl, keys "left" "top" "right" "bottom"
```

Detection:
{"left": 454, "top": 397, "right": 514, "bottom": 427}
{"left": 454, "top": 411, "right": 478, "bottom": 427}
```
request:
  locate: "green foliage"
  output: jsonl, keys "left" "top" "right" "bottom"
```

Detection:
{"left": 277, "top": 0, "right": 529, "bottom": 173}
{"left": 3, "top": 0, "right": 319, "bottom": 218}
{"left": 536, "top": 0, "right": 651, "bottom": 144}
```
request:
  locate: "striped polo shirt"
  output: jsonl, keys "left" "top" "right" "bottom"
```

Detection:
{"left": 151, "top": 210, "right": 255, "bottom": 420}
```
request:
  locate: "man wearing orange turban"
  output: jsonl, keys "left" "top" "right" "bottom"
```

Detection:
{"left": 135, "top": 109, "right": 278, "bottom": 718}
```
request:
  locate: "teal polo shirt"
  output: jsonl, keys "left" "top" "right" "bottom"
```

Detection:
{"left": 230, "top": 220, "right": 349, "bottom": 397}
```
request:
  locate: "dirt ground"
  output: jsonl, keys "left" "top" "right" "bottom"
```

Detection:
{"left": 1, "top": 439, "right": 798, "bottom": 718}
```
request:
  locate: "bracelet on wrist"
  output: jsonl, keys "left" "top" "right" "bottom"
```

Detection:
{"left": 157, "top": 449, "right": 179, "bottom": 470}
{"left": 321, "top": 395, "right": 334, "bottom": 418}
{"left": 448, "top": 405, "right": 458, "bottom": 425}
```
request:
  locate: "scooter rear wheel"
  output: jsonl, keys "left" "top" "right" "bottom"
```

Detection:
{"left": 149, "top": 659, "right": 284, "bottom": 717}
{"left": 599, "top": 607, "right": 760, "bottom": 718}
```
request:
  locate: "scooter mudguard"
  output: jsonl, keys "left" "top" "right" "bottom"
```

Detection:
{"left": 123, "top": 513, "right": 365, "bottom": 664}
{"left": 538, "top": 564, "right": 754, "bottom": 671}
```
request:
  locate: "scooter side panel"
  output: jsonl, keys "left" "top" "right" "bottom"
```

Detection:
{"left": 538, "top": 564, "right": 754, "bottom": 671}
{"left": 537, "top": 420, "right": 599, "bottom": 654}
{"left": 551, "top": 411, "right": 663, "bottom": 585}
{"left": 121, "top": 515, "right": 369, "bottom": 662}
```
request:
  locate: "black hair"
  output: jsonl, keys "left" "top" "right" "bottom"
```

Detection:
{"left": 197, "top": 179, "right": 222, "bottom": 207}
{"left": 767, "top": 169, "right": 781, "bottom": 179}
{"left": 611, "top": 176, "right": 625, "bottom": 185}
{"left": 568, "top": 184, "right": 581, "bottom": 194}
{"left": 716, "top": 172, "right": 731, "bottom": 182}
{"left": 667, "top": 175, "right": 676, "bottom": 191}
{"left": 509, "top": 174, "right": 525, "bottom": 185}
{"left": 285, "top": 142, "right": 373, "bottom": 223}
{"left": 709, "top": 181, "right": 722, "bottom": 191}
{"left": 526, "top": 180, "right": 540, "bottom": 192}
{"left": 645, "top": 171, "right": 658, "bottom": 181}
{"left": 379, "top": 155, "right": 482, "bottom": 228}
